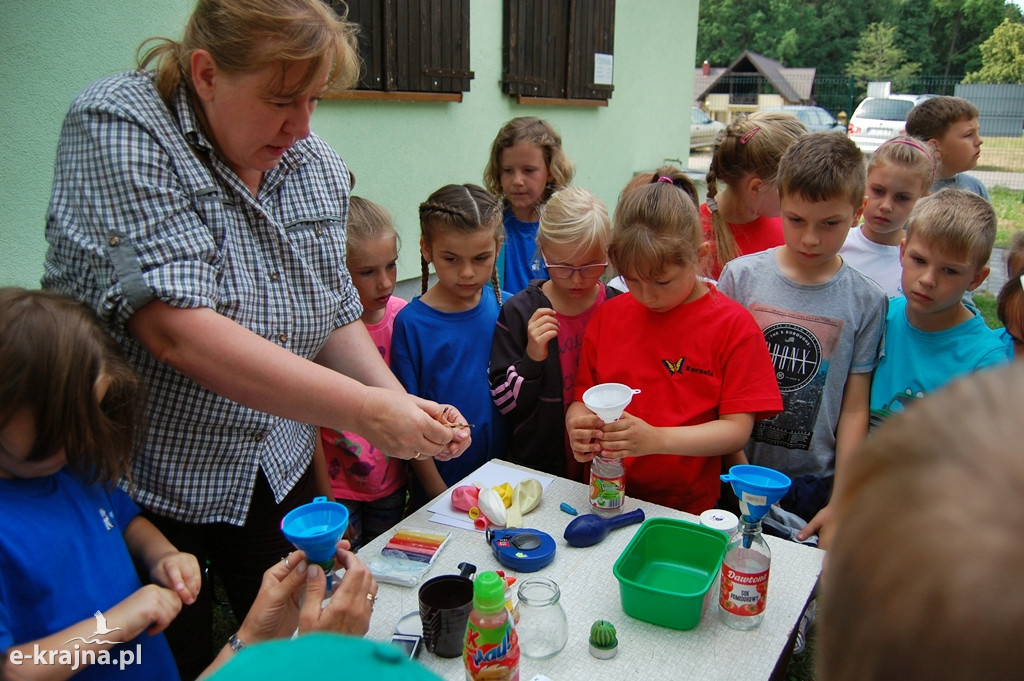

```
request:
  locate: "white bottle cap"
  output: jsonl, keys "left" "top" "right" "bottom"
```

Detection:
{"left": 700, "top": 509, "right": 739, "bottom": 534}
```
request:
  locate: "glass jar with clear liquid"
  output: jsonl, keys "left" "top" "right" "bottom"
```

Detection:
{"left": 514, "top": 577, "right": 568, "bottom": 659}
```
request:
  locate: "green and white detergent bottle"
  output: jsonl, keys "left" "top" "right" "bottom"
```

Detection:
{"left": 464, "top": 571, "right": 520, "bottom": 681}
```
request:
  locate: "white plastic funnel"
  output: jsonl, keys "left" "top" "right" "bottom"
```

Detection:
{"left": 582, "top": 383, "right": 641, "bottom": 422}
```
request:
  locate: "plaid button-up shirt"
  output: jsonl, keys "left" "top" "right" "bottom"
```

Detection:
{"left": 43, "top": 71, "right": 362, "bottom": 525}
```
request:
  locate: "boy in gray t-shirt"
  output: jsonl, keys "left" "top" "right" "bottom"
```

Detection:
{"left": 718, "top": 132, "right": 887, "bottom": 546}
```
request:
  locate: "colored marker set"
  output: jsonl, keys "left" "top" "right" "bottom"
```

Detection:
{"left": 381, "top": 528, "right": 451, "bottom": 564}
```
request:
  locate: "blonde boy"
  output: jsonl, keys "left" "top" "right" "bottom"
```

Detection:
{"left": 718, "top": 132, "right": 888, "bottom": 544}
{"left": 821, "top": 364, "right": 1024, "bottom": 681}
{"left": 905, "top": 95, "right": 988, "bottom": 200}
{"left": 869, "top": 189, "right": 1009, "bottom": 425}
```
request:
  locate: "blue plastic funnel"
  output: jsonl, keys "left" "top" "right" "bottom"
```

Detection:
{"left": 281, "top": 496, "right": 349, "bottom": 572}
{"left": 720, "top": 465, "right": 791, "bottom": 522}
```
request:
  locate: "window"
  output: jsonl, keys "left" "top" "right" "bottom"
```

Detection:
{"left": 502, "top": 0, "right": 616, "bottom": 105}
{"left": 329, "top": 0, "right": 474, "bottom": 100}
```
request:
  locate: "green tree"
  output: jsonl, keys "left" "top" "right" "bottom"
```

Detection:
{"left": 963, "top": 18, "right": 1024, "bottom": 83}
{"left": 895, "top": 0, "right": 940, "bottom": 73}
{"left": 847, "top": 22, "right": 922, "bottom": 89}
{"left": 929, "top": 0, "right": 1007, "bottom": 76}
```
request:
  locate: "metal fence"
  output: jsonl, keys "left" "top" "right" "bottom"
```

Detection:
{"left": 696, "top": 73, "right": 1024, "bottom": 192}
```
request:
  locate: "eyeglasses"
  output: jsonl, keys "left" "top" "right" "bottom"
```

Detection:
{"left": 542, "top": 258, "right": 608, "bottom": 280}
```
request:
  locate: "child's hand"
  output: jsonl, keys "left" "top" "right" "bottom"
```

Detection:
{"left": 798, "top": 503, "right": 832, "bottom": 547}
{"left": 526, "top": 307, "right": 559, "bottom": 362}
{"left": 598, "top": 412, "right": 659, "bottom": 458}
{"left": 150, "top": 551, "right": 202, "bottom": 606}
{"left": 106, "top": 584, "right": 184, "bottom": 639}
{"left": 566, "top": 404, "right": 605, "bottom": 462}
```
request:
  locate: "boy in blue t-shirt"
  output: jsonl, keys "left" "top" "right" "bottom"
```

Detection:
{"left": 870, "top": 188, "right": 1010, "bottom": 426}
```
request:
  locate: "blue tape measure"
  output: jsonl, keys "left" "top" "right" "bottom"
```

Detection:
{"left": 486, "top": 528, "right": 556, "bottom": 572}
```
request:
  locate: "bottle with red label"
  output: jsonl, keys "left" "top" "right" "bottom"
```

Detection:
{"left": 589, "top": 455, "right": 625, "bottom": 517}
{"left": 719, "top": 518, "right": 771, "bottom": 630}
{"left": 464, "top": 571, "right": 520, "bottom": 681}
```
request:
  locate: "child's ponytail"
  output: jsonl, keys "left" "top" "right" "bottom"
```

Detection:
{"left": 705, "top": 111, "right": 806, "bottom": 268}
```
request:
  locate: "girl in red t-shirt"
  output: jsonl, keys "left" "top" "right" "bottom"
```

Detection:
{"left": 566, "top": 175, "right": 783, "bottom": 514}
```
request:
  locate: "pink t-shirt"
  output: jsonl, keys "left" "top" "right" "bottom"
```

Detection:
{"left": 321, "top": 296, "right": 409, "bottom": 502}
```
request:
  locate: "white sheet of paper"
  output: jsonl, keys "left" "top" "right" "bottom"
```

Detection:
{"left": 426, "top": 460, "right": 556, "bottom": 531}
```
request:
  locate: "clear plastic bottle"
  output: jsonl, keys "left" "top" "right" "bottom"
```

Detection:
{"left": 464, "top": 571, "right": 520, "bottom": 681}
{"left": 589, "top": 455, "right": 625, "bottom": 517}
{"left": 719, "top": 518, "right": 771, "bottom": 630}
{"left": 514, "top": 577, "right": 568, "bottom": 659}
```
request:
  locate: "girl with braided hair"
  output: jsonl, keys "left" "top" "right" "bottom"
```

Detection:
{"left": 701, "top": 111, "right": 807, "bottom": 280}
{"left": 391, "top": 184, "right": 510, "bottom": 508}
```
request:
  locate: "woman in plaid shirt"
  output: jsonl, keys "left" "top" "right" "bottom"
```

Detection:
{"left": 42, "top": 1, "right": 469, "bottom": 677}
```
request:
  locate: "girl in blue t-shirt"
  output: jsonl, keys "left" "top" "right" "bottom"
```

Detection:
{"left": 391, "top": 185, "right": 510, "bottom": 509}
{"left": 0, "top": 288, "right": 201, "bottom": 680}
{"left": 483, "top": 117, "right": 575, "bottom": 294}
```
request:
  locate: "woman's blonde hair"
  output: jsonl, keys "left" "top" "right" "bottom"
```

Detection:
{"left": 419, "top": 184, "right": 504, "bottom": 303}
{"left": 705, "top": 111, "right": 806, "bottom": 266}
{"left": 609, "top": 172, "right": 703, "bottom": 281}
{"left": 536, "top": 187, "right": 611, "bottom": 263}
{"left": 138, "top": 0, "right": 360, "bottom": 106}
{"left": 483, "top": 117, "right": 575, "bottom": 207}
{"left": 0, "top": 288, "right": 143, "bottom": 485}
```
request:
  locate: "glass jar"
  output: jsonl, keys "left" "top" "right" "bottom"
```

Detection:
{"left": 514, "top": 577, "right": 568, "bottom": 659}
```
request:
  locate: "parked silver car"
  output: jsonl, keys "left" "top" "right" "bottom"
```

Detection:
{"left": 847, "top": 94, "right": 936, "bottom": 153}
{"left": 761, "top": 105, "right": 846, "bottom": 133}
{"left": 690, "top": 107, "right": 725, "bottom": 150}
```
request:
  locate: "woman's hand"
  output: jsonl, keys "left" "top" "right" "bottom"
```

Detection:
{"left": 525, "top": 307, "right": 559, "bottom": 362}
{"left": 566, "top": 401, "right": 604, "bottom": 462}
{"left": 149, "top": 551, "right": 203, "bottom": 606}
{"left": 407, "top": 397, "right": 472, "bottom": 461}
{"left": 298, "top": 546, "right": 377, "bottom": 637}
{"left": 348, "top": 390, "right": 458, "bottom": 460}
{"left": 235, "top": 542, "right": 378, "bottom": 646}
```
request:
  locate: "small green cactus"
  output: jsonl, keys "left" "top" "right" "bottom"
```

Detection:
{"left": 589, "top": 620, "right": 618, "bottom": 649}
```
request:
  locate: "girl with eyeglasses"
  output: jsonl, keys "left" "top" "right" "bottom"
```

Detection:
{"left": 489, "top": 187, "right": 614, "bottom": 481}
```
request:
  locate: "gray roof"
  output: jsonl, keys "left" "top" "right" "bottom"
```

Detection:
{"left": 694, "top": 51, "right": 816, "bottom": 104}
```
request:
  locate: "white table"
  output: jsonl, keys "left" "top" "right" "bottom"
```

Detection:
{"left": 361, "top": 460, "right": 823, "bottom": 681}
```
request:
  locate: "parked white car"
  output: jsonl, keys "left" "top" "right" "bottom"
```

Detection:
{"left": 847, "top": 94, "right": 935, "bottom": 153}
{"left": 690, "top": 107, "right": 725, "bottom": 150}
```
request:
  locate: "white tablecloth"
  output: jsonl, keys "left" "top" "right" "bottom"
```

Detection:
{"left": 361, "top": 460, "right": 823, "bottom": 681}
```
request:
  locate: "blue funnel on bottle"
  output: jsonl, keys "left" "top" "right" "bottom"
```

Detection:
{"left": 720, "top": 465, "right": 791, "bottom": 522}
{"left": 281, "top": 496, "right": 349, "bottom": 572}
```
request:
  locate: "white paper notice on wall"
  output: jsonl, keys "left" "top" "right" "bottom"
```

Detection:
{"left": 594, "top": 53, "right": 613, "bottom": 85}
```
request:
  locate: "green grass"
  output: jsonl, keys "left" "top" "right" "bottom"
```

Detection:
{"left": 991, "top": 186, "right": 1024, "bottom": 249}
{"left": 974, "top": 290, "right": 1000, "bottom": 330}
{"left": 976, "top": 134, "right": 1024, "bottom": 174}
{"left": 786, "top": 634, "right": 816, "bottom": 680}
